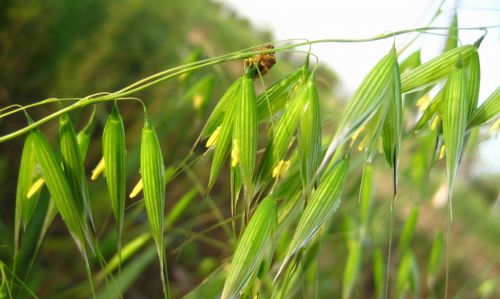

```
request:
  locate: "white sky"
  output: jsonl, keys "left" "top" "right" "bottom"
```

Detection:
{"left": 220, "top": 0, "right": 500, "bottom": 174}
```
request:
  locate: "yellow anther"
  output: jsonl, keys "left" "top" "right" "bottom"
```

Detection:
{"left": 129, "top": 179, "right": 143, "bottom": 199}
{"left": 489, "top": 118, "right": 500, "bottom": 133}
{"left": 26, "top": 178, "right": 45, "bottom": 199}
{"left": 416, "top": 94, "right": 431, "bottom": 111}
{"left": 91, "top": 157, "right": 105, "bottom": 180}
{"left": 430, "top": 115, "right": 440, "bottom": 130}
{"left": 205, "top": 126, "right": 221, "bottom": 148}
{"left": 272, "top": 160, "right": 291, "bottom": 178}
{"left": 231, "top": 139, "right": 240, "bottom": 167}
{"left": 439, "top": 145, "right": 446, "bottom": 160}
{"left": 193, "top": 93, "right": 204, "bottom": 110}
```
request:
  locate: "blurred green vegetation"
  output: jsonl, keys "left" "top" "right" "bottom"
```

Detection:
{"left": 0, "top": 0, "right": 499, "bottom": 298}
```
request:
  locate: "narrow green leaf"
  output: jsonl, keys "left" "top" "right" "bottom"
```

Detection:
{"left": 469, "top": 87, "right": 499, "bottom": 128}
{"left": 100, "top": 233, "right": 150, "bottom": 278}
{"left": 373, "top": 248, "right": 385, "bottom": 299}
{"left": 140, "top": 116, "right": 169, "bottom": 298}
{"left": 442, "top": 59, "right": 468, "bottom": 193}
{"left": 342, "top": 239, "right": 361, "bottom": 299}
{"left": 298, "top": 75, "right": 321, "bottom": 188}
{"left": 401, "top": 45, "right": 475, "bottom": 93}
{"left": 427, "top": 232, "right": 444, "bottom": 283}
{"left": 166, "top": 189, "right": 197, "bottom": 228}
{"left": 96, "top": 246, "right": 157, "bottom": 299}
{"left": 103, "top": 103, "right": 126, "bottom": 252}
{"left": 221, "top": 197, "right": 277, "bottom": 299}
{"left": 396, "top": 251, "right": 412, "bottom": 298}
{"left": 233, "top": 75, "right": 258, "bottom": 195}
{"left": 398, "top": 207, "right": 419, "bottom": 254}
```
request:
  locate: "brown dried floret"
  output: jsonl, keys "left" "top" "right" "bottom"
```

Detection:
{"left": 244, "top": 44, "right": 276, "bottom": 78}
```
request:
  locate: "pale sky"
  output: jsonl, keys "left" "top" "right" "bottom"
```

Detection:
{"left": 220, "top": 0, "right": 500, "bottom": 174}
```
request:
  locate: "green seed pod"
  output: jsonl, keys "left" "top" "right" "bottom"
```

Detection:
{"left": 233, "top": 75, "right": 258, "bottom": 195}
{"left": 277, "top": 158, "right": 349, "bottom": 278}
{"left": 442, "top": 59, "right": 468, "bottom": 193}
{"left": 14, "top": 132, "right": 40, "bottom": 252}
{"left": 221, "top": 197, "right": 277, "bottom": 299}
{"left": 469, "top": 87, "right": 500, "bottom": 127}
{"left": 401, "top": 45, "right": 476, "bottom": 93}
{"left": 59, "top": 113, "right": 94, "bottom": 233}
{"left": 102, "top": 104, "right": 126, "bottom": 239}
{"left": 32, "top": 129, "right": 91, "bottom": 252}
{"left": 140, "top": 116, "right": 169, "bottom": 298}
{"left": 256, "top": 69, "right": 303, "bottom": 121}
{"left": 298, "top": 75, "right": 321, "bottom": 188}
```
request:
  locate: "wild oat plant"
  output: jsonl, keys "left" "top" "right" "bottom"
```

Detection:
{"left": 1, "top": 23, "right": 499, "bottom": 299}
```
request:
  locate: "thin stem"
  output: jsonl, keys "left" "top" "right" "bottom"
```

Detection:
{"left": 384, "top": 194, "right": 396, "bottom": 299}
{"left": 444, "top": 195, "right": 453, "bottom": 299}
{"left": 1, "top": 25, "right": 497, "bottom": 144}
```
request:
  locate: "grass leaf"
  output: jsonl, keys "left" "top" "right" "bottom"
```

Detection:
{"left": 398, "top": 207, "right": 419, "bottom": 254}
{"left": 342, "top": 239, "right": 361, "bottom": 299}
